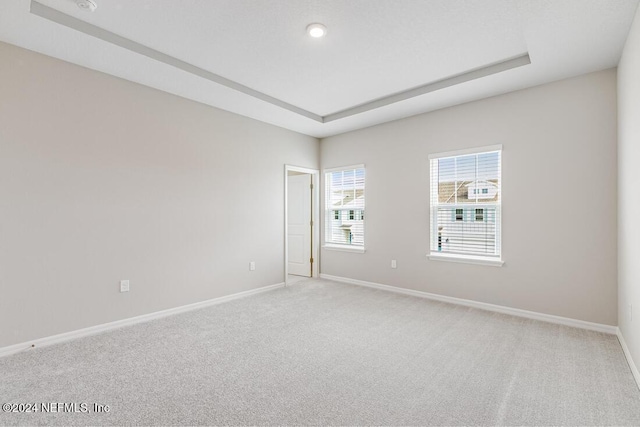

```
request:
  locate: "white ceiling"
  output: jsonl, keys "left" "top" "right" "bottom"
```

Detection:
{"left": 0, "top": 0, "right": 638, "bottom": 138}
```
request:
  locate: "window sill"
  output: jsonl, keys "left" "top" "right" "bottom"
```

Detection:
{"left": 323, "top": 244, "right": 366, "bottom": 254}
{"left": 427, "top": 253, "right": 504, "bottom": 267}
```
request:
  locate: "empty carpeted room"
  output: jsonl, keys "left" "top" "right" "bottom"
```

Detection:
{"left": 2, "top": 0, "right": 640, "bottom": 425}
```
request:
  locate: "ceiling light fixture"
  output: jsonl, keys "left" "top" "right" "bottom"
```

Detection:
{"left": 76, "top": 0, "right": 97, "bottom": 12}
{"left": 306, "top": 23, "right": 326, "bottom": 38}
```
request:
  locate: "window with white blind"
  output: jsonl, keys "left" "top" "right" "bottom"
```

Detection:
{"left": 429, "top": 145, "right": 503, "bottom": 266}
{"left": 324, "top": 165, "right": 365, "bottom": 251}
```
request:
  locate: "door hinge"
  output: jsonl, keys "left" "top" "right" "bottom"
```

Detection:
{"left": 310, "top": 257, "right": 314, "bottom": 264}
{"left": 310, "top": 220, "right": 314, "bottom": 226}
{"left": 310, "top": 183, "right": 314, "bottom": 190}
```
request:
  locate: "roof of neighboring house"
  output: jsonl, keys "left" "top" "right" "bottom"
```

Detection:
{"left": 437, "top": 180, "right": 499, "bottom": 203}
{"left": 331, "top": 189, "right": 365, "bottom": 209}
{"left": 465, "top": 180, "right": 498, "bottom": 188}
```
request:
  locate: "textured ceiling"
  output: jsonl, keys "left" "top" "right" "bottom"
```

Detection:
{"left": 0, "top": 0, "right": 638, "bottom": 137}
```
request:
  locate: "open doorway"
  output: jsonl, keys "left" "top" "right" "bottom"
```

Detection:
{"left": 284, "top": 165, "right": 319, "bottom": 285}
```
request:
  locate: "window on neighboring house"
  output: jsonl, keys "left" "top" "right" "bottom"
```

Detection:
{"left": 324, "top": 165, "right": 365, "bottom": 249}
{"left": 429, "top": 145, "right": 502, "bottom": 264}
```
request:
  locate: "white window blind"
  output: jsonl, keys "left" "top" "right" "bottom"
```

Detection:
{"left": 429, "top": 146, "right": 501, "bottom": 260}
{"left": 325, "top": 166, "right": 365, "bottom": 247}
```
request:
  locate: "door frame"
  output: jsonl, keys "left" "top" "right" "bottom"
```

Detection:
{"left": 284, "top": 165, "right": 320, "bottom": 286}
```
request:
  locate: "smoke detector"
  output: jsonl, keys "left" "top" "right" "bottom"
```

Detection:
{"left": 76, "top": 0, "right": 97, "bottom": 12}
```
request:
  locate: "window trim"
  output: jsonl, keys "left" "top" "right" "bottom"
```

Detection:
{"left": 323, "top": 164, "right": 366, "bottom": 251}
{"left": 428, "top": 252, "right": 504, "bottom": 267}
{"left": 428, "top": 144, "right": 503, "bottom": 160}
{"left": 428, "top": 145, "right": 503, "bottom": 266}
{"left": 322, "top": 244, "right": 366, "bottom": 253}
{"left": 324, "top": 164, "right": 366, "bottom": 174}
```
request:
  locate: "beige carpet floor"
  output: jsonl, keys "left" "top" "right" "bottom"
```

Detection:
{"left": 1, "top": 278, "right": 639, "bottom": 426}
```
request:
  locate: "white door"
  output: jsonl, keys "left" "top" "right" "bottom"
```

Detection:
{"left": 288, "top": 173, "right": 312, "bottom": 277}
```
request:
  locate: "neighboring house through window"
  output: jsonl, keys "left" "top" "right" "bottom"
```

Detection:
{"left": 429, "top": 145, "right": 502, "bottom": 264}
{"left": 324, "top": 165, "right": 365, "bottom": 250}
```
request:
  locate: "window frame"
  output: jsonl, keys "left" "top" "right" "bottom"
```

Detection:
{"left": 323, "top": 164, "right": 366, "bottom": 253}
{"left": 428, "top": 145, "right": 503, "bottom": 267}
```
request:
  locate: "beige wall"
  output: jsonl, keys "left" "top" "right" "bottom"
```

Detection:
{"left": 0, "top": 36, "right": 624, "bottom": 349}
{"left": 618, "top": 5, "right": 640, "bottom": 371}
{"left": 321, "top": 69, "right": 618, "bottom": 325}
{"left": 0, "top": 42, "right": 319, "bottom": 348}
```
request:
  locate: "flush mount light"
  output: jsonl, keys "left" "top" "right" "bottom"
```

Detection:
{"left": 76, "top": 0, "right": 97, "bottom": 12}
{"left": 306, "top": 23, "right": 327, "bottom": 38}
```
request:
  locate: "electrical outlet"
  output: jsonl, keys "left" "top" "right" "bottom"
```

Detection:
{"left": 120, "top": 280, "right": 130, "bottom": 293}
{"left": 249, "top": 261, "right": 255, "bottom": 271}
{"left": 391, "top": 260, "right": 397, "bottom": 269}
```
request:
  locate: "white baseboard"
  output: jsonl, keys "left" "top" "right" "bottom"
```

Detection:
{"left": 319, "top": 274, "right": 617, "bottom": 335}
{"left": 0, "top": 282, "right": 285, "bottom": 359}
{"left": 616, "top": 328, "right": 640, "bottom": 390}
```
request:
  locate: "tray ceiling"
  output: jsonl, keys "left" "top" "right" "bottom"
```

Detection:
{"left": 0, "top": 0, "right": 637, "bottom": 137}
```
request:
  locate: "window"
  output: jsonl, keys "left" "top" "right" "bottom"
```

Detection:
{"left": 324, "top": 165, "right": 365, "bottom": 249}
{"left": 429, "top": 145, "right": 502, "bottom": 265}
